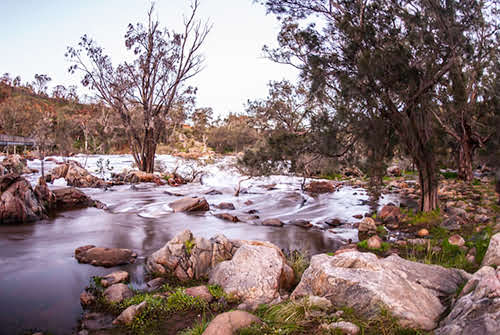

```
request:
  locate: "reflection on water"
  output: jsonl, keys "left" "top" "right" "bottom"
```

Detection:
{"left": 0, "top": 154, "right": 398, "bottom": 335}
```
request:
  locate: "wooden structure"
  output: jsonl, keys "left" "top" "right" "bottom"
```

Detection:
{"left": 0, "top": 134, "right": 36, "bottom": 146}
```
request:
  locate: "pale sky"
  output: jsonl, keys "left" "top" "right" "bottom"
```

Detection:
{"left": 0, "top": 0, "right": 298, "bottom": 117}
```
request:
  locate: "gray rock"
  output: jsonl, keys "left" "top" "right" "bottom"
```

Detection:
{"left": 482, "top": 232, "right": 500, "bottom": 267}
{"left": 435, "top": 266, "right": 500, "bottom": 335}
{"left": 101, "top": 271, "right": 129, "bottom": 287}
{"left": 441, "top": 215, "right": 466, "bottom": 231}
{"left": 292, "top": 251, "right": 470, "bottom": 330}
{"left": 217, "top": 202, "right": 235, "bottom": 210}
{"left": 322, "top": 321, "right": 360, "bottom": 334}
{"left": 169, "top": 197, "right": 209, "bottom": 212}
{"left": 112, "top": 301, "right": 147, "bottom": 325}
{"left": 146, "top": 230, "right": 235, "bottom": 281}
{"left": 202, "top": 310, "right": 260, "bottom": 335}
{"left": 209, "top": 243, "right": 294, "bottom": 308}
{"left": 103, "top": 283, "right": 133, "bottom": 304}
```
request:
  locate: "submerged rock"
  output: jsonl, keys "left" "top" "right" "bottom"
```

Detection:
{"left": 292, "top": 251, "right": 469, "bottom": 330}
{"left": 436, "top": 266, "right": 500, "bottom": 335}
{"left": 169, "top": 197, "right": 209, "bottom": 212}
{"left": 75, "top": 245, "right": 137, "bottom": 267}
{"left": 202, "top": 310, "right": 260, "bottom": 335}
{"left": 215, "top": 213, "right": 239, "bottom": 222}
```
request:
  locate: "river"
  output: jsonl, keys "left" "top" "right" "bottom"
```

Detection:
{"left": 0, "top": 154, "right": 397, "bottom": 334}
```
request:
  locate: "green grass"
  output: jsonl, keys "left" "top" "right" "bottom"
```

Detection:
{"left": 178, "top": 316, "right": 210, "bottom": 335}
{"left": 357, "top": 239, "right": 391, "bottom": 252}
{"left": 441, "top": 171, "right": 458, "bottom": 179}
{"left": 119, "top": 288, "right": 209, "bottom": 335}
{"left": 398, "top": 226, "right": 492, "bottom": 273}
{"left": 184, "top": 239, "right": 196, "bottom": 256}
{"left": 472, "top": 179, "right": 481, "bottom": 186}
{"left": 286, "top": 250, "right": 310, "bottom": 285}
{"left": 207, "top": 284, "right": 225, "bottom": 300}
{"left": 402, "top": 208, "right": 442, "bottom": 226}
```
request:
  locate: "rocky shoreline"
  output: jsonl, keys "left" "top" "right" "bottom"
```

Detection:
{"left": 2, "top": 154, "right": 499, "bottom": 335}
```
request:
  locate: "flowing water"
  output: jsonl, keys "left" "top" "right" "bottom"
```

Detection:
{"left": 0, "top": 154, "right": 398, "bottom": 334}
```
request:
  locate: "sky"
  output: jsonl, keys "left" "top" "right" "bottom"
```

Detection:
{"left": 0, "top": 0, "right": 298, "bottom": 117}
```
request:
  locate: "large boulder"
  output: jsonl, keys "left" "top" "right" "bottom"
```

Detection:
{"left": 146, "top": 230, "right": 236, "bottom": 281}
{"left": 202, "top": 311, "right": 260, "bottom": 335}
{"left": 482, "top": 232, "right": 500, "bottom": 267}
{"left": 52, "top": 187, "right": 106, "bottom": 210}
{"left": 169, "top": 197, "right": 209, "bottom": 212}
{"left": 209, "top": 242, "right": 295, "bottom": 308}
{"left": 75, "top": 245, "right": 137, "bottom": 267}
{"left": 50, "top": 161, "right": 106, "bottom": 188}
{"left": 435, "top": 266, "right": 500, "bottom": 335}
{"left": 292, "top": 251, "right": 469, "bottom": 330}
{"left": 0, "top": 174, "right": 46, "bottom": 223}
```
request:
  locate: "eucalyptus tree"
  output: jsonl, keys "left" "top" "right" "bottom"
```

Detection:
{"left": 259, "top": 0, "right": 490, "bottom": 211}
{"left": 67, "top": 1, "right": 210, "bottom": 172}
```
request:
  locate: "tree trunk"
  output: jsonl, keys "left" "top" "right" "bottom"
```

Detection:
{"left": 415, "top": 155, "right": 439, "bottom": 212}
{"left": 137, "top": 131, "right": 156, "bottom": 173}
{"left": 457, "top": 139, "right": 474, "bottom": 182}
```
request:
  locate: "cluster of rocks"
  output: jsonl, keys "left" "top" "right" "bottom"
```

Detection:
{"left": 72, "top": 227, "right": 500, "bottom": 335}
{"left": 110, "top": 170, "right": 166, "bottom": 186}
{"left": 48, "top": 161, "right": 107, "bottom": 188}
{"left": 0, "top": 154, "right": 35, "bottom": 175}
{"left": 0, "top": 173, "right": 105, "bottom": 224}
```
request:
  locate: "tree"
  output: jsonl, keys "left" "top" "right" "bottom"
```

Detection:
{"left": 246, "top": 80, "right": 312, "bottom": 132}
{"left": 66, "top": 1, "right": 210, "bottom": 172}
{"left": 32, "top": 74, "right": 52, "bottom": 95}
{"left": 260, "top": 0, "right": 489, "bottom": 211}
{"left": 432, "top": 7, "right": 499, "bottom": 182}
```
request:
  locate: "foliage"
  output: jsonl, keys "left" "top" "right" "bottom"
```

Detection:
{"left": 286, "top": 250, "right": 310, "bottom": 285}
{"left": 178, "top": 317, "right": 210, "bottom": 335}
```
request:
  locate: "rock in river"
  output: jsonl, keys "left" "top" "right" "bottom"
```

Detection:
{"left": 75, "top": 245, "right": 137, "bottom": 267}
{"left": 169, "top": 196, "right": 209, "bottom": 212}
{"left": 0, "top": 173, "right": 46, "bottom": 224}
{"left": 292, "top": 251, "right": 470, "bottom": 330}
{"left": 50, "top": 160, "right": 106, "bottom": 188}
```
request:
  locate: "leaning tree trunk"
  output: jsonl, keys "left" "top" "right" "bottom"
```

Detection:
{"left": 415, "top": 154, "right": 439, "bottom": 212}
{"left": 457, "top": 138, "right": 474, "bottom": 183}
